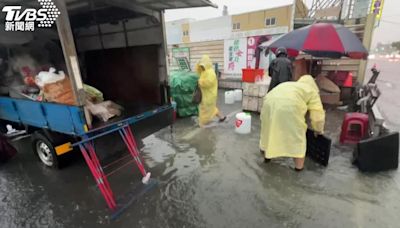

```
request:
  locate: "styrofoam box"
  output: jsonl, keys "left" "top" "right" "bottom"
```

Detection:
{"left": 242, "top": 83, "right": 250, "bottom": 95}
{"left": 242, "top": 95, "right": 249, "bottom": 108}
{"left": 243, "top": 95, "right": 259, "bottom": 112}
{"left": 258, "top": 85, "right": 268, "bottom": 97}
{"left": 243, "top": 83, "right": 259, "bottom": 97}
{"left": 258, "top": 97, "right": 264, "bottom": 113}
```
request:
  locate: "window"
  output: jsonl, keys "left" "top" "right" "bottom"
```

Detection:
{"left": 271, "top": 17, "right": 276, "bottom": 25}
{"left": 265, "top": 17, "right": 276, "bottom": 27}
{"left": 266, "top": 18, "right": 271, "bottom": 26}
{"left": 183, "top": 30, "right": 189, "bottom": 36}
{"left": 233, "top": 22, "right": 240, "bottom": 30}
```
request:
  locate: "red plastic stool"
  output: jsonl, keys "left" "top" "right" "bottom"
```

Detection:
{"left": 340, "top": 113, "right": 369, "bottom": 144}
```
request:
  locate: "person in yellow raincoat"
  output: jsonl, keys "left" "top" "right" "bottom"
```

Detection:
{"left": 259, "top": 75, "right": 325, "bottom": 171}
{"left": 196, "top": 55, "right": 226, "bottom": 127}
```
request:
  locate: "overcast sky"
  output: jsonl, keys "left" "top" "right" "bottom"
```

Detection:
{"left": 165, "top": 0, "right": 400, "bottom": 47}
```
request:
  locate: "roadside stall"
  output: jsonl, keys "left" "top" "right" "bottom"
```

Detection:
{"left": 266, "top": 23, "right": 368, "bottom": 105}
{"left": 263, "top": 22, "right": 399, "bottom": 172}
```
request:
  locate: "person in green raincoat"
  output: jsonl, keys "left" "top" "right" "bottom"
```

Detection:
{"left": 196, "top": 55, "right": 226, "bottom": 127}
{"left": 259, "top": 75, "right": 325, "bottom": 171}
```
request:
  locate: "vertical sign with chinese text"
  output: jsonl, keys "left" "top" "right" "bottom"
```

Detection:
{"left": 246, "top": 35, "right": 272, "bottom": 69}
{"left": 224, "top": 38, "right": 246, "bottom": 74}
{"left": 370, "top": 0, "right": 385, "bottom": 19}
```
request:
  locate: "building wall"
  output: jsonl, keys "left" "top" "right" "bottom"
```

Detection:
{"left": 166, "top": 4, "right": 295, "bottom": 76}
{"left": 169, "top": 40, "right": 224, "bottom": 71}
{"left": 166, "top": 22, "right": 182, "bottom": 44}
{"left": 166, "top": 19, "right": 193, "bottom": 45}
{"left": 182, "top": 23, "right": 190, "bottom": 43}
{"left": 231, "top": 5, "right": 293, "bottom": 32}
{"left": 295, "top": 0, "right": 309, "bottom": 18}
{"left": 166, "top": 5, "right": 294, "bottom": 45}
{"left": 189, "top": 16, "right": 232, "bottom": 43}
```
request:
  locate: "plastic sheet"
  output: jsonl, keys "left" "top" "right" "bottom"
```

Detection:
{"left": 170, "top": 71, "right": 199, "bottom": 117}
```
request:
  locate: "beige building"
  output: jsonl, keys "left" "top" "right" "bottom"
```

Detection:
{"left": 231, "top": 5, "right": 295, "bottom": 32}
{"left": 166, "top": 2, "right": 301, "bottom": 74}
{"left": 167, "top": 0, "right": 375, "bottom": 84}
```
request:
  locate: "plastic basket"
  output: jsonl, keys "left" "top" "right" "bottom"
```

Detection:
{"left": 242, "top": 69, "right": 264, "bottom": 83}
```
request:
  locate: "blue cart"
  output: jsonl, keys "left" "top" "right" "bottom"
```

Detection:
{"left": 0, "top": 96, "right": 172, "bottom": 165}
{"left": 0, "top": 96, "right": 173, "bottom": 212}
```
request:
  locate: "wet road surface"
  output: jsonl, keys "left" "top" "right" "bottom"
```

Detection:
{"left": 1, "top": 90, "right": 400, "bottom": 228}
{"left": 367, "top": 59, "right": 400, "bottom": 131}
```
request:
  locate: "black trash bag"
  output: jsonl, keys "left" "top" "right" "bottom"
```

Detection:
{"left": 192, "top": 84, "right": 202, "bottom": 105}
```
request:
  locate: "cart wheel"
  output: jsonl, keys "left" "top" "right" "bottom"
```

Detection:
{"left": 32, "top": 133, "right": 59, "bottom": 169}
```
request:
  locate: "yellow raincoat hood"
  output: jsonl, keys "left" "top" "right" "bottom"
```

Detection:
{"left": 196, "top": 55, "right": 213, "bottom": 73}
{"left": 298, "top": 75, "right": 320, "bottom": 94}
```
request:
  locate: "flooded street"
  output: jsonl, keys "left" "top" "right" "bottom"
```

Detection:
{"left": 368, "top": 59, "right": 400, "bottom": 132}
{"left": 1, "top": 86, "right": 400, "bottom": 227}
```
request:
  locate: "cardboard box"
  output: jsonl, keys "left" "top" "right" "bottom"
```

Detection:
{"left": 320, "top": 92, "right": 341, "bottom": 105}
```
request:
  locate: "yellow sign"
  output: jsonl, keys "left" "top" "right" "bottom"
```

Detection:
{"left": 370, "top": 0, "right": 385, "bottom": 19}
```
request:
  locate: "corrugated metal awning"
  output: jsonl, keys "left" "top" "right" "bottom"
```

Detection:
{"left": 136, "top": 0, "right": 217, "bottom": 10}
{"left": 65, "top": 0, "right": 216, "bottom": 13}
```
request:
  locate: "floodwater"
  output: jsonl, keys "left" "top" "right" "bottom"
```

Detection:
{"left": 1, "top": 81, "right": 400, "bottom": 227}
{"left": 367, "top": 59, "right": 400, "bottom": 132}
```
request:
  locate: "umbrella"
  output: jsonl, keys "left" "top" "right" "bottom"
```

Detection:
{"left": 259, "top": 34, "right": 284, "bottom": 49}
{"left": 268, "top": 23, "right": 368, "bottom": 59}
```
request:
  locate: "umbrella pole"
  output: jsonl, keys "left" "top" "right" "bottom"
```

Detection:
{"left": 309, "top": 56, "right": 313, "bottom": 76}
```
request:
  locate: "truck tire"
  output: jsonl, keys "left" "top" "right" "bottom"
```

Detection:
{"left": 31, "top": 132, "right": 59, "bottom": 169}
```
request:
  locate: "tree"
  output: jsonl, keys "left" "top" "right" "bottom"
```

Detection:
{"left": 392, "top": 41, "right": 400, "bottom": 52}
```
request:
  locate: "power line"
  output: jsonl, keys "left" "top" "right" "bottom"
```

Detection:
{"left": 380, "top": 19, "right": 400, "bottom": 25}
{"left": 383, "top": 14, "right": 400, "bottom": 18}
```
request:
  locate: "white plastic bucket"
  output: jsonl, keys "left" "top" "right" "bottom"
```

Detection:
{"left": 234, "top": 89, "right": 242, "bottom": 101}
{"left": 225, "top": 91, "right": 235, "bottom": 104}
{"left": 235, "top": 112, "right": 251, "bottom": 134}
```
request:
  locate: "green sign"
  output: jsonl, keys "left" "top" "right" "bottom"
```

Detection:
{"left": 172, "top": 47, "right": 190, "bottom": 58}
{"left": 171, "top": 47, "right": 190, "bottom": 71}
